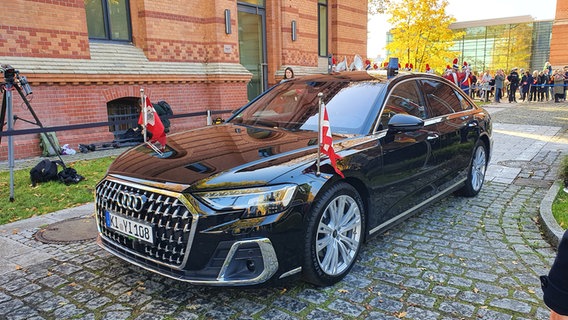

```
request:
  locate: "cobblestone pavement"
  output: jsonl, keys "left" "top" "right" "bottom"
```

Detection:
{"left": 0, "top": 101, "right": 567, "bottom": 320}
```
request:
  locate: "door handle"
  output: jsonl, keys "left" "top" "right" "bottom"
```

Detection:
{"left": 427, "top": 133, "right": 439, "bottom": 141}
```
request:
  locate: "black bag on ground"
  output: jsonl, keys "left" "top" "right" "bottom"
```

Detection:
{"left": 30, "top": 159, "right": 61, "bottom": 186}
{"left": 58, "top": 167, "right": 85, "bottom": 185}
{"left": 117, "top": 127, "right": 144, "bottom": 142}
{"left": 152, "top": 100, "right": 173, "bottom": 133}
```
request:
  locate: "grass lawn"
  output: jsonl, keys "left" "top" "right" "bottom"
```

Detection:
{"left": 552, "top": 155, "right": 568, "bottom": 229}
{"left": 552, "top": 186, "right": 568, "bottom": 229}
{"left": 0, "top": 157, "right": 115, "bottom": 225}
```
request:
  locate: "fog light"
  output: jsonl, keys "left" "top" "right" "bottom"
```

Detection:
{"left": 246, "top": 259, "right": 256, "bottom": 272}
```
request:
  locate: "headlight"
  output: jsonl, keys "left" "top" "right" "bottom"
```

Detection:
{"left": 195, "top": 184, "right": 297, "bottom": 216}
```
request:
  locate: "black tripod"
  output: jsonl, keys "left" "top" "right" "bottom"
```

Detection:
{"left": 1, "top": 65, "right": 66, "bottom": 201}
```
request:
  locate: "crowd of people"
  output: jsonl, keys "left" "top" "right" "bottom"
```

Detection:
{"left": 443, "top": 60, "right": 568, "bottom": 104}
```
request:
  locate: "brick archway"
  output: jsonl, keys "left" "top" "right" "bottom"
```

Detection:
{"left": 101, "top": 85, "right": 154, "bottom": 103}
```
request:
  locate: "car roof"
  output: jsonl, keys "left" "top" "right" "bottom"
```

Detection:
{"left": 287, "top": 70, "right": 447, "bottom": 85}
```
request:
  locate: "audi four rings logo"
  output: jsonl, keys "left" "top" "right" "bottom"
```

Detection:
{"left": 116, "top": 191, "right": 147, "bottom": 212}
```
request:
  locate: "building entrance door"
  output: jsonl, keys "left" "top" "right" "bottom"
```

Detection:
{"left": 238, "top": 3, "right": 267, "bottom": 101}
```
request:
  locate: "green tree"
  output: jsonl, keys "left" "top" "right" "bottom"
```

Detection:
{"left": 385, "top": 0, "right": 463, "bottom": 73}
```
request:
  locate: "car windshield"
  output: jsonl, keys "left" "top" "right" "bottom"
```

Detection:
{"left": 230, "top": 79, "right": 385, "bottom": 135}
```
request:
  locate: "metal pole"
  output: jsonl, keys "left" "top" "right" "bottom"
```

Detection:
{"left": 140, "top": 89, "right": 146, "bottom": 143}
{"left": 5, "top": 84, "right": 15, "bottom": 201}
{"left": 316, "top": 93, "right": 323, "bottom": 176}
{"left": 206, "top": 110, "right": 212, "bottom": 126}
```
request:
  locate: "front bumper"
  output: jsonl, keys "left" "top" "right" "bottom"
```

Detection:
{"left": 94, "top": 176, "right": 284, "bottom": 286}
{"left": 97, "top": 236, "right": 279, "bottom": 286}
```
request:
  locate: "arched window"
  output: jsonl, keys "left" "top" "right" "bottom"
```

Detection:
{"left": 107, "top": 97, "right": 139, "bottom": 139}
{"left": 85, "top": 0, "right": 132, "bottom": 41}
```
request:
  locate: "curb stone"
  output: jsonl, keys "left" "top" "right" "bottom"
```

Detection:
{"left": 539, "top": 180, "right": 565, "bottom": 248}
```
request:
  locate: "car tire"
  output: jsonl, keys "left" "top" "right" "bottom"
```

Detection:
{"left": 302, "top": 182, "right": 365, "bottom": 286}
{"left": 459, "top": 140, "right": 488, "bottom": 197}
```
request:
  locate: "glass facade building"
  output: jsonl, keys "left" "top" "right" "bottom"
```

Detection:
{"left": 386, "top": 16, "right": 553, "bottom": 74}
{"left": 450, "top": 16, "right": 553, "bottom": 73}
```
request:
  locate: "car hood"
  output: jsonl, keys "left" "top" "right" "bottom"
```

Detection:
{"left": 107, "top": 124, "right": 323, "bottom": 191}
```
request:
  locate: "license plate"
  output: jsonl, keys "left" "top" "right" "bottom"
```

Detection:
{"left": 105, "top": 211, "right": 154, "bottom": 244}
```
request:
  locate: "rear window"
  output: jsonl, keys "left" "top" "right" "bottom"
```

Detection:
{"left": 421, "top": 79, "right": 461, "bottom": 117}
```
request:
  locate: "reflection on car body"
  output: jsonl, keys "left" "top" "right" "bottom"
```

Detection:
{"left": 94, "top": 71, "right": 492, "bottom": 286}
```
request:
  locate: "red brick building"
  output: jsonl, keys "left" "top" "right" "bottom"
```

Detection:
{"left": 550, "top": 0, "right": 568, "bottom": 68}
{"left": 0, "top": 0, "right": 367, "bottom": 160}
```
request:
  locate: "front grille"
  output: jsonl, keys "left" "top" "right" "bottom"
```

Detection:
{"left": 95, "top": 179, "right": 193, "bottom": 268}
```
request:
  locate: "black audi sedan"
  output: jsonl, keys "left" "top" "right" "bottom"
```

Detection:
{"left": 94, "top": 71, "right": 492, "bottom": 287}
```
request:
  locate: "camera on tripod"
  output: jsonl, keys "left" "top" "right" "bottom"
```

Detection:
{"left": 1, "top": 64, "right": 32, "bottom": 95}
{"left": 1, "top": 64, "right": 17, "bottom": 83}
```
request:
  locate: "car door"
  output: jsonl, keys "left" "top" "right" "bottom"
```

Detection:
{"left": 370, "top": 79, "right": 441, "bottom": 230}
{"left": 420, "top": 78, "right": 477, "bottom": 191}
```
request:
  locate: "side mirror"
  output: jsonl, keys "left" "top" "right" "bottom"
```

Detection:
{"left": 387, "top": 114, "right": 424, "bottom": 132}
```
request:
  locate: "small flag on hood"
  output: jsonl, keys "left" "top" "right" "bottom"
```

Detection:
{"left": 138, "top": 96, "right": 166, "bottom": 148}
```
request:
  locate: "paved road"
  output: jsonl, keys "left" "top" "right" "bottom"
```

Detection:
{"left": 0, "top": 101, "right": 567, "bottom": 320}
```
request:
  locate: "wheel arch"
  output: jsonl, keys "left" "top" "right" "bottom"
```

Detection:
{"left": 309, "top": 175, "right": 371, "bottom": 242}
{"left": 478, "top": 133, "right": 491, "bottom": 164}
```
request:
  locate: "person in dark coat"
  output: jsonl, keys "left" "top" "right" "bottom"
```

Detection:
{"left": 521, "top": 71, "right": 531, "bottom": 102}
{"left": 507, "top": 67, "right": 520, "bottom": 102}
{"left": 541, "top": 230, "right": 568, "bottom": 319}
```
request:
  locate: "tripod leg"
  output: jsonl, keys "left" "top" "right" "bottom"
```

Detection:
{"left": 0, "top": 90, "right": 6, "bottom": 144}
{"left": 4, "top": 86, "right": 15, "bottom": 201}
{"left": 14, "top": 84, "right": 66, "bottom": 168}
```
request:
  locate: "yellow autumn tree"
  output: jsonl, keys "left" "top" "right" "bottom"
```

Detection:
{"left": 385, "top": 0, "right": 463, "bottom": 74}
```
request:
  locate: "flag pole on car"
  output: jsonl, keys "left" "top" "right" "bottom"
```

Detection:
{"left": 139, "top": 88, "right": 165, "bottom": 156}
{"left": 317, "top": 93, "right": 323, "bottom": 176}
{"left": 140, "top": 88, "right": 147, "bottom": 143}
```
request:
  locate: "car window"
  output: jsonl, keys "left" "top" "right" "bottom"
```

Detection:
{"left": 421, "top": 79, "right": 461, "bottom": 117}
{"left": 454, "top": 89, "right": 475, "bottom": 111}
{"left": 232, "top": 80, "right": 384, "bottom": 134}
{"left": 379, "top": 80, "right": 425, "bottom": 130}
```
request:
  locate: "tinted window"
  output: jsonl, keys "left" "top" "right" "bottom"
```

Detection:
{"left": 454, "top": 90, "right": 475, "bottom": 111}
{"left": 421, "top": 79, "right": 461, "bottom": 117}
{"left": 379, "top": 80, "right": 425, "bottom": 130}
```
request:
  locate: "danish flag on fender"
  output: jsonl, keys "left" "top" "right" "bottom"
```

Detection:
{"left": 320, "top": 103, "right": 344, "bottom": 178}
{"left": 138, "top": 96, "right": 167, "bottom": 148}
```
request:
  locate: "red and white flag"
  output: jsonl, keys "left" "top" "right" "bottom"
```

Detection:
{"left": 320, "top": 104, "right": 344, "bottom": 178}
{"left": 138, "top": 96, "right": 167, "bottom": 147}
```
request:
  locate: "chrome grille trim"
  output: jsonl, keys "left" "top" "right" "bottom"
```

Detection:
{"left": 95, "top": 176, "right": 199, "bottom": 270}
